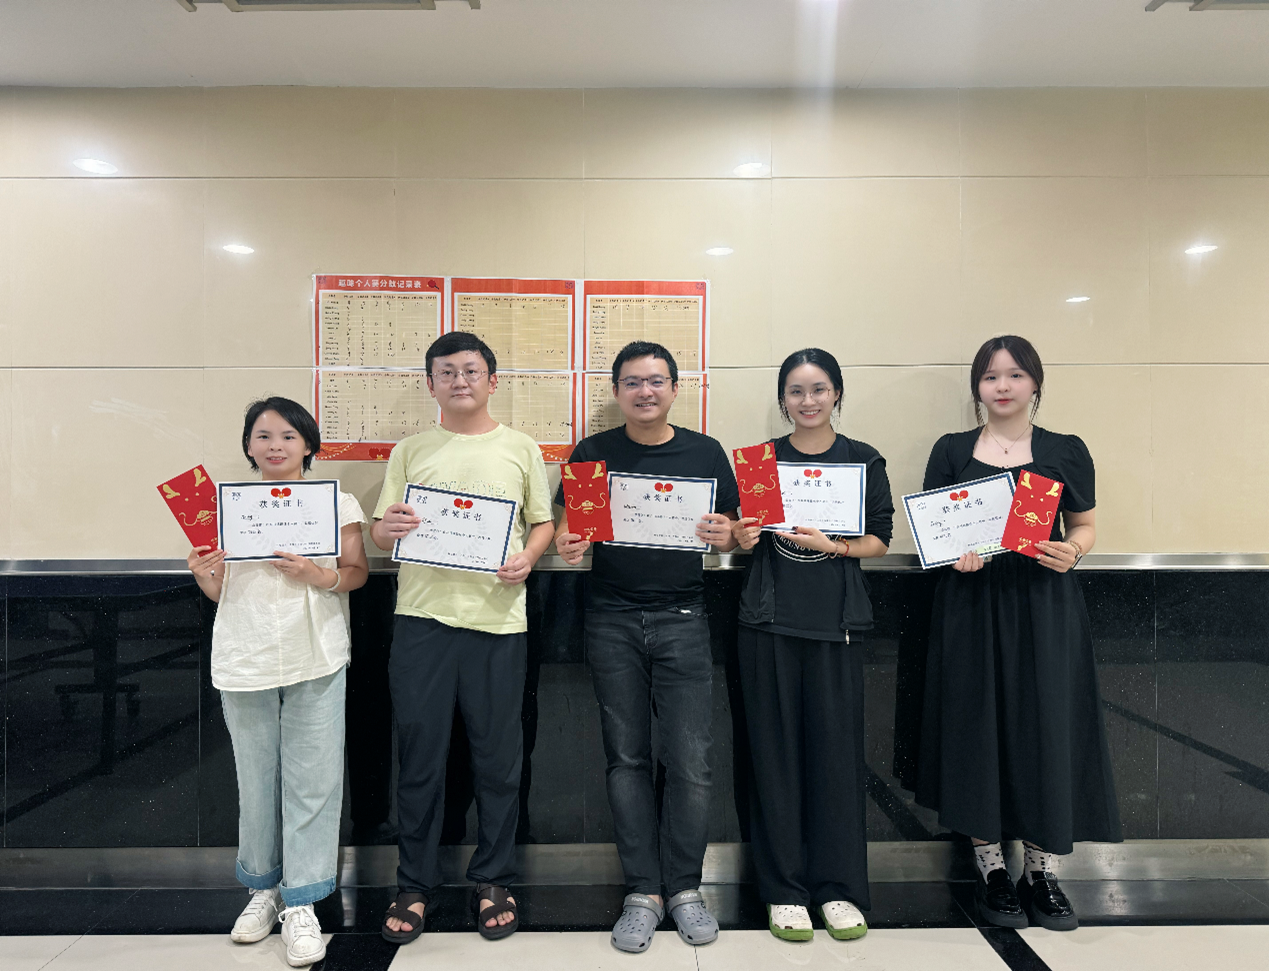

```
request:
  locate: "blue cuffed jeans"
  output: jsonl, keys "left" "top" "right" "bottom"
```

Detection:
{"left": 221, "top": 666, "right": 347, "bottom": 908}
{"left": 585, "top": 606, "right": 714, "bottom": 898}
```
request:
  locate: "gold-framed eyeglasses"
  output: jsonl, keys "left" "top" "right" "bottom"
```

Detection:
{"left": 431, "top": 367, "right": 488, "bottom": 385}
{"left": 784, "top": 385, "right": 833, "bottom": 402}
{"left": 618, "top": 376, "right": 671, "bottom": 391}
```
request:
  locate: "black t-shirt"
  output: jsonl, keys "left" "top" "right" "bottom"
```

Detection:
{"left": 557, "top": 425, "right": 741, "bottom": 610}
{"left": 759, "top": 434, "right": 895, "bottom": 640}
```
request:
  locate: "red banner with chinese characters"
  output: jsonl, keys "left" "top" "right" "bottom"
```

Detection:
{"left": 733, "top": 442, "right": 785, "bottom": 526}
{"left": 157, "top": 465, "right": 218, "bottom": 549}
{"left": 561, "top": 460, "right": 614, "bottom": 542}
{"left": 1001, "top": 470, "right": 1064, "bottom": 558}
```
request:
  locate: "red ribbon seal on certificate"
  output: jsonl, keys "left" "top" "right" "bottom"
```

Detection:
{"left": 157, "top": 465, "right": 218, "bottom": 549}
{"left": 1001, "top": 470, "right": 1064, "bottom": 558}
{"left": 562, "top": 460, "right": 614, "bottom": 542}
{"left": 733, "top": 442, "right": 785, "bottom": 526}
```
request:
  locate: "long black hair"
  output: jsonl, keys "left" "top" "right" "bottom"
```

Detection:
{"left": 777, "top": 347, "right": 844, "bottom": 423}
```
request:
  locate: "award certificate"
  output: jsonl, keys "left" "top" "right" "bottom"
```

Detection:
{"left": 393, "top": 485, "right": 517, "bottom": 574}
{"left": 762, "top": 463, "right": 866, "bottom": 536}
{"left": 218, "top": 480, "right": 341, "bottom": 562}
{"left": 609, "top": 473, "right": 717, "bottom": 552}
{"left": 902, "top": 472, "right": 1016, "bottom": 570}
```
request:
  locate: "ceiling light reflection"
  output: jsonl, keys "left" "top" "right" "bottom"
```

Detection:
{"left": 1066, "top": 296, "right": 1091, "bottom": 304}
{"left": 705, "top": 246, "right": 734, "bottom": 256}
{"left": 222, "top": 243, "right": 255, "bottom": 255}
{"left": 1185, "top": 244, "right": 1218, "bottom": 255}
{"left": 733, "top": 161, "right": 767, "bottom": 178}
{"left": 72, "top": 158, "right": 118, "bottom": 175}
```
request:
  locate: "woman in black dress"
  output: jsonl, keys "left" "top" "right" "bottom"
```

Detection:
{"left": 915, "top": 335, "right": 1121, "bottom": 931}
{"left": 731, "top": 348, "right": 894, "bottom": 942}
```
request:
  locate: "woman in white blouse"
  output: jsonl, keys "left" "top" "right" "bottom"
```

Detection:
{"left": 188, "top": 397, "right": 368, "bottom": 968}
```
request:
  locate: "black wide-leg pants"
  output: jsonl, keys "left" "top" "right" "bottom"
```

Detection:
{"left": 737, "top": 627, "right": 871, "bottom": 910}
{"left": 389, "top": 614, "right": 526, "bottom": 897}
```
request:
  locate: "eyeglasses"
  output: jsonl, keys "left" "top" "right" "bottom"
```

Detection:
{"left": 784, "top": 385, "right": 833, "bottom": 402}
{"left": 618, "top": 376, "right": 671, "bottom": 392}
{"left": 431, "top": 368, "right": 488, "bottom": 385}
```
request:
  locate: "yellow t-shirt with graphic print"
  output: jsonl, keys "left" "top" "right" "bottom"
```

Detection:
{"left": 373, "top": 423, "right": 553, "bottom": 635}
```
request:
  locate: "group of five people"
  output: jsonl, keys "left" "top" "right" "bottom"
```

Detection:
{"left": 187, "top": 330, "right": 1119, "bottom": 967}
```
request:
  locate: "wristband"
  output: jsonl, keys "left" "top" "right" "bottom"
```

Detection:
{"left": 328, "top": 569, "right": 342, "bottom": 592}
{"left": 1068, "top": 539, "right": 1084, "bottom": 568}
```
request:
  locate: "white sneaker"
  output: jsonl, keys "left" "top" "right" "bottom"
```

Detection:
{"left": 280, "top": 904, "right": 326, "bottom": 967}
{"left": 820, "top": 900, "right": 868, "bottom": 940}
{"left": 230, "top": 886, "right": 281, "bottom": 944}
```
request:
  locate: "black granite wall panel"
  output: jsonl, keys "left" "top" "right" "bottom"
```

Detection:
{"left": 3, "top": 569, "right": 1268, "bottom": 848}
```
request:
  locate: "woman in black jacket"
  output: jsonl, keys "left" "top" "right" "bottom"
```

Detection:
{"left": 731, "top": 347, "right": 894, "bottom": 943}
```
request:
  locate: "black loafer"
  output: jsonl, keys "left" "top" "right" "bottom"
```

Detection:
{"left": 1017, "top": 872, "right": 1078, "bottom": 931}
{"left": 975, "top": 868, "right": 1027, "bottom": 928}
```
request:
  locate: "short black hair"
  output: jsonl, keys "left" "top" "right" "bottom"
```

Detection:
{"left": 611, "top": 341, "right": 678, "bottom": 388}
{"left": 426, "top": 331, "right": 497, "bottom": 377}
{"left": 777, "top": 348, "right": 845, "bottom": 423}
{"left": 242, "top": 396, "right": 321, "bottom": 472}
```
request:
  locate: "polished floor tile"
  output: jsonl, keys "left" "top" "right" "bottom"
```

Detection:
{"left": 1019, "top": 924, "right": 1269, "bottom": 971}
{"left": 694, "top": 928, "right": 1010, "bottom": 970}
{"left": 0, "top": 889, "right": 135, "bottom": 936}
{"left": 40, "top": 934, "right": 330, "bottom": 970}
{"left": 0, "top": 936, "right": 78, "bottom": 971}
{"left": 387, "top": 930, "right": 698, "bottom": 970}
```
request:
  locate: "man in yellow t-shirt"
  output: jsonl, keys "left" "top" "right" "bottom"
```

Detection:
{"left": 370, "top": 332, "right": 555, "bottom": 945}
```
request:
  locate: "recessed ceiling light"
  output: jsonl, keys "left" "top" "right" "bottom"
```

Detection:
{"left": 1065, "top": 296, "right": 1091, "bottom": 304}
{"left": 72, "top": 158, "right": 117, "bottom": 175}
{"left": 1185, "top": 244, "right": 1218, "bottom": 255}
{"left": 222, "top": 243, "right": 255, "bottom": 255}
{"left": 705, "top": 246, "right": 734, "bottom": 256}
{"left": 733, "top": 162, "right": 767, "bottom": 178}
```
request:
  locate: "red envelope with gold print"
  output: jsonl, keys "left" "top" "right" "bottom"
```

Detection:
{"left": 157, "top": 465, "right": 219, "bottom": 549}
{"left": 733, "top": 442, "right": 785, "bottom": 526}
{"left": 1001, "top": 470, "right": 1064, "bottom": 558}
{"left": 561, "top": 460, "right": 614, "bottom": 542}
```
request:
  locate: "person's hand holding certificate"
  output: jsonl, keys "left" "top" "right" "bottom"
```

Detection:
{"left": 393, "top": 485, "right": 517, "bottom": 574}
{"left": 902, "top": 473, "right": 1015, "bottom": 569}
{"left": 218, "top": 480, "right": 341, "bottom": 561}
{"left": 609, "top": 473, "right": 717, "bottom": 552}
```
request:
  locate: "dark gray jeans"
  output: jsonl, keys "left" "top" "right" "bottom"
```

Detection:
{"left": 585, "top": 606, "right": 714, "bottom": 897}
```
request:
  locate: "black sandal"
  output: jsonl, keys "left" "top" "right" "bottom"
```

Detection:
{"left": 381, "top": 891, "right": 428, "bottom": 944}
{"left": 471, "top": 883, "right": 519, "bottom": 940}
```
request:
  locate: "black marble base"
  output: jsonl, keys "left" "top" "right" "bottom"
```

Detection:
{"left": 3, "top": 570, "right": 1268, "bottom": 848}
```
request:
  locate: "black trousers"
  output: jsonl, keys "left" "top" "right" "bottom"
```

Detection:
{"left": 389, "top": 615, "right": 526, "bottom": 896}
{"left": 737, "top": 627, "right": 870, "bottom": 910}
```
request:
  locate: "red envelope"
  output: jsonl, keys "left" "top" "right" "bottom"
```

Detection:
{"left": 157, "top": 465, "right": 219, "bottom": 549}
{"left": 733, "top": 442, "right": 785, "bottom": 526}
{"left": 1001, "top": 470, "right": 1064, "bottom": 558}
{"left": 561, "top": 460, "right": 614, "bottom": 542}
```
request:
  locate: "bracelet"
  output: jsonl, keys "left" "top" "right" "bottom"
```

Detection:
{"left": 1068, "top": 539, "right": 1084, "bottom": 567}
{"left": 327, "top": 569, "right": 342, "bottom": 592}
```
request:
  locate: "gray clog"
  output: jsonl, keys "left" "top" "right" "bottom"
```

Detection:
{"left": 611, "top": 893, "right": 664, "bottom": 952}
{"left": 667, "top": 888, "right": 719, "bottom": 946}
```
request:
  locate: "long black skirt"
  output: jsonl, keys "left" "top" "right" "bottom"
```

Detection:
{"left": 914, "top": 555, "right": 1122, "bottom": 855}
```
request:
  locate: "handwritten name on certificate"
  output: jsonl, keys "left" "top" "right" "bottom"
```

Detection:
{"left": 393, "top": 485, "right": 517, "bottom": 574}
{"left": 902, "top": 472, "right": 1016, "bottom": 570}
{"left": 218, "top": 480, "right": 341, "bottom": 562}
{"left": 763, "top": 463, "right": 866, "bottom": 536}
{"left": 609, "top": 473, "right": 717, "bottom": 552}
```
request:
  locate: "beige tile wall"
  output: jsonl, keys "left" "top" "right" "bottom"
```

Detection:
{"left": 2, "top": 86, "right": 1268, "bottom": 557}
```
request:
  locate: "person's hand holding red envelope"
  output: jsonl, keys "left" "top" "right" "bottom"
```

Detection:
{"left": 560, "top": 460, "right": 614, "bottom": 543}
{"left": 1001, "top": 470, "right": 1064, "bottom": 561}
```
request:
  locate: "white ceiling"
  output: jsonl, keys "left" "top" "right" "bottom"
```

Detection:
{"left": 3, "top": 0, "right": 1269, "bottom": 89}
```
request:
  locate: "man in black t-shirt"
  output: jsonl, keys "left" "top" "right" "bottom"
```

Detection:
{"left": 555, "top": 342, "right": 740, "bottom": 953}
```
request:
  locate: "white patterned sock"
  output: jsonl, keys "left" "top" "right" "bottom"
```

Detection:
{"left": 1023, "top": 843, "right": 1054, "bottom": 884}
{"left": 973, "top": 842, "right": 1006, "bottom": 881}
